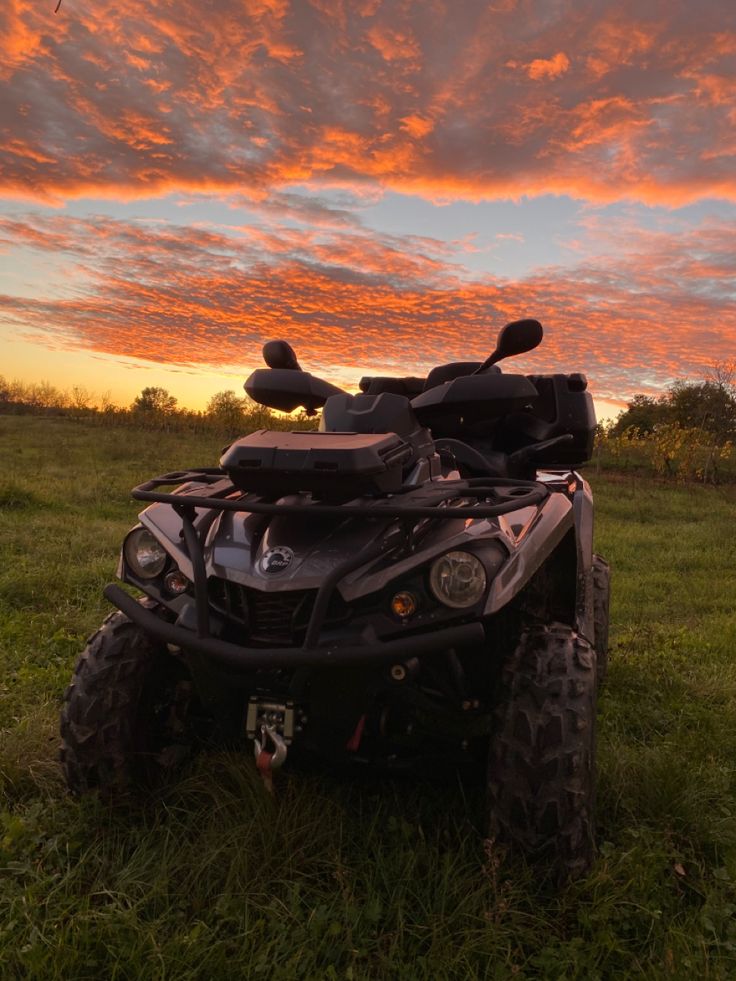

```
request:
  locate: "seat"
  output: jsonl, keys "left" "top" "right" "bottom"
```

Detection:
{"left": 423, "top": 362, "right": 484, "bottom": 390}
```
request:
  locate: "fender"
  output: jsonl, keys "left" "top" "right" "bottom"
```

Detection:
{"left": 484, "top": 491, "right": 574, "bottom": 615}
{"left": 572, "top": 474, "right": 595, "bottom": 642}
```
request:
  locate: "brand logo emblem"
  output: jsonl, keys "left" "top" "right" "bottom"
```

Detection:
{"left": 259, "top": 546, "right": 294, "bottom": 575}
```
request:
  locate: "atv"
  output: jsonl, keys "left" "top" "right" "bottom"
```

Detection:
{"left": 60, "top": 318, "right": 610, "bottom": 879}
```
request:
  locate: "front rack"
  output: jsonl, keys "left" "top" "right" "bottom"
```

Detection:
{"left": 131, "top": 468, "right": 548, "bottom": 519}
{"left": 116, "top": 468, "right": 550, "bottom": 663}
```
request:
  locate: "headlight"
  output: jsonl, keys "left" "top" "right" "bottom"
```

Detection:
{"left": 124, "top": 528, "right": 168, "bottom": 579}
{"left": 429, "top": 550, "right": 487, "bottom": 609}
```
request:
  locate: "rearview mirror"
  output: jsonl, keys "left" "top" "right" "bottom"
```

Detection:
{"left": 476, "top": 319, "right": 543, "bottom": 371}
{"left": 263, "top": 340, "right": 301, "bottom": 371}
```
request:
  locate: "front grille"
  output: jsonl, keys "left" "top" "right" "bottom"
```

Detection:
{"left": 209, "top": 579, "right": 350, "bottom": 645}
{"left": 249, "top": 588, "right": 316, "bottom": 642}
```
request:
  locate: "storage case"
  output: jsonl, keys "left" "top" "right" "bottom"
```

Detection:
{"left": 220, "top": 430, "right": 413, "bottom": 496}
{"left": 526, "top": 374, "right": 597, "bottom": 465}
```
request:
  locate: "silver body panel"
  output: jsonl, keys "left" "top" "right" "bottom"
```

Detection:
{"left": 137, "top": 471, "right": 595, "bottom": 637}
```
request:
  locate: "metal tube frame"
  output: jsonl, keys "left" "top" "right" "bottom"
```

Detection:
{"left": 123, "top": 469, "right": 549, "bottom": 658}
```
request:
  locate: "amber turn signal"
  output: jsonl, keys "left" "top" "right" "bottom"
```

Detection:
{"left": 164, "top": 570, "right": 190, "bottom": 595}
{"left": 391, "top": 591, "right": 418, "bottom": 619}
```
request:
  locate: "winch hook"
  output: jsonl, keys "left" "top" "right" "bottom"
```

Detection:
{"left": 253, "top": 724, "right": 288, "bottom": 793}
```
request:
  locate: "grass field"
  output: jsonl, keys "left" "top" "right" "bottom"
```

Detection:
{"left": 2, "top": 415, "right": 736, "bottom": 979}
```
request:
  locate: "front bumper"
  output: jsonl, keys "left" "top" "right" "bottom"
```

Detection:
{"left": 104, "top": 583, "right": 485, "bottom": 673}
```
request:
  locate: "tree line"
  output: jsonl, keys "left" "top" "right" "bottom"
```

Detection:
{"left": 3, "top": 367, "right": 735, "bottom": 480}
{"left": 597, "top": 362, "right": 735, "bottom": 482}
{"left": 606, "top": 362, "right": 736, "bottom": 444}
{"left": 0, "top": 379, "right": 315, "bottom": 434}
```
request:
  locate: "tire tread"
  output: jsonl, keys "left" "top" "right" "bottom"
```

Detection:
{"left": 60, "top": 610, "right": 170, "bottom": 795}
{"left": 487, "top": 621, "right": 597, "bottom": 880}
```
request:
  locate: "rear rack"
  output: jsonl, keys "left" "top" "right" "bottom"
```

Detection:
{"left": 121, "top": 469, "right": 549, "bottom": 660}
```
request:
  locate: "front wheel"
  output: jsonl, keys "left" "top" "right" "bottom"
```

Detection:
{"left": 486, "top": 622, "right": 596, "bottom": 880}
{"left": 60, "top": 605, "right": 200, "bottom": 796}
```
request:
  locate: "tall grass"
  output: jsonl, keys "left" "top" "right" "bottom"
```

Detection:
{"left": 2, "top": 417, "right": 736, "bottom": 978}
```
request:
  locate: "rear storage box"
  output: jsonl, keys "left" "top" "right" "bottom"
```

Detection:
{"left": 221, "top": 430, "right": 413, "bottom": 496}
{"left": 527, "top": 373, "right": 597, "bottom": 465}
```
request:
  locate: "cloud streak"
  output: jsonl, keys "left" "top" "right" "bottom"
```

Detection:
{"left": 1, "top": 212, "right": 733, "bottom": 400}
{"left": 1, "top": 0, "right": 734, "bottom": 205}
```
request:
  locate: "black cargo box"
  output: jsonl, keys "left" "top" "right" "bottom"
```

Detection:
{"left": 411, "top": 373, "right": 539, "bottom": 430}
{"left": 221, "top": 430, "right": 413, "bottom": 496}
{"left": 526, "top": 373, "right": 597, "bottom": 466}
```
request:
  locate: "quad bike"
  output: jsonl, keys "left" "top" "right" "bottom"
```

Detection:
{"left": 60, "top": 318, "right": 610, "bottom": 879}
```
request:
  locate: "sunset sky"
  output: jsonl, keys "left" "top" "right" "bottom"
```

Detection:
{"left": 1, "top": 0, "right": 734, "bottom": 420}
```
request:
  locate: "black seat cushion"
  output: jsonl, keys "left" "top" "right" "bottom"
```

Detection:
{"left": 423, "top": 362, "right": 484, "bottom": 390}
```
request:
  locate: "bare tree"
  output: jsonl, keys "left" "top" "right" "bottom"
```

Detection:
{"left": 706, "top": 360, "right": 736, "bottom": 395}
{"left": 71, "top": 386, "right": 92, "bottom": 411}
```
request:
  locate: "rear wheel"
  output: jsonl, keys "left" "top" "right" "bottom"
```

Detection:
{"left": 486, "top": 622, "right": 596, "bottom": 880}
{"left": 60, "top": 605, "right": 200, "bottom": 795}
{"left": 592, "top": 554, "right": 611, "bottom": 684}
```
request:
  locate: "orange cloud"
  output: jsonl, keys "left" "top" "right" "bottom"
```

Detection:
{"left": 0, "top": 0, "right": 47, "bottom": 77}
{"left": 1, "top": 213, "right": 733, "bottom": 403}
{"left": 400, "top": 114, "right": 434, "bottom": 139}
{"left": 525, "top": 52, "right": 570, "bottom": 80}
{"left": 0, "top": 1, "right": 733, "bottom": 205}
{"left": 367, "top": 24, "right": 421, "bottom": 63}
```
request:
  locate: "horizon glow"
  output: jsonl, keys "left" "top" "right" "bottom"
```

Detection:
{"left": 1, "top": 1, "right": 734, "bottom": 422}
